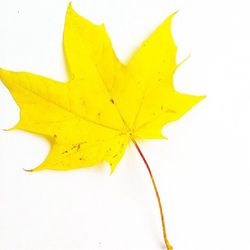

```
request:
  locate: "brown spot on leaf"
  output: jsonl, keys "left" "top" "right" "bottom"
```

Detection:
{"left": 71, "top": 143, "right": 82, "bottom": 151}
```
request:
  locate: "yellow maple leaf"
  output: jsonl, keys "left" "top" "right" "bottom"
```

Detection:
{"left": 0, "top": 4, "right": 204, "bottom": 249}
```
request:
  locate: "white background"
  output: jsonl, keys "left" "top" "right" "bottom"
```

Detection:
{"left": 0, "top": 0, "right": 250, "bottom": 249}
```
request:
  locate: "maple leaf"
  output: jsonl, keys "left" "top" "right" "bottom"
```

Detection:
{"left": 0, "top": 3, "right": 204, "bottom": 249}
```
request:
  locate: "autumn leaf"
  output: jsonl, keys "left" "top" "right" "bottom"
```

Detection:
{"left": 0, "top": 3, "right": 204, "bottom": 249}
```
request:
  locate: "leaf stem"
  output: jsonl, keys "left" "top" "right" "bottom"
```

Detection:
{"left": 132, "top": 139, "right": 173, "bottom": 250}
